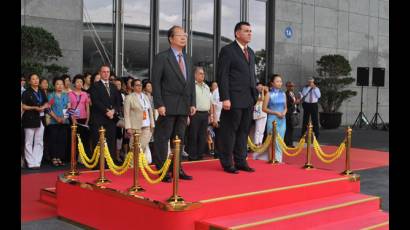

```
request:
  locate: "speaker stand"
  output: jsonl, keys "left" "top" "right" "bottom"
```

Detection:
{"left": 369, "top": 87, "right": 388, "bottom": 130}
{"left": 352, "top": 86, "right": 370, "bottom": 129}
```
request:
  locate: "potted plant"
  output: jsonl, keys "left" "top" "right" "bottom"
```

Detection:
{"left": 314, "top": 54, "right": 357, "bottom": 129}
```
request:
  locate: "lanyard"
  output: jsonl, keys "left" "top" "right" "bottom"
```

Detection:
{"left": 33, "top": 90, "right": 43, "bottom": 104}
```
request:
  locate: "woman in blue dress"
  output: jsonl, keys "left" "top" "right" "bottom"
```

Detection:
{"left": 261, "top": 74, "right": 287, "bottom": 162}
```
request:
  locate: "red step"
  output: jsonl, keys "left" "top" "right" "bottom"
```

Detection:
{"left": 196, "top": 192, "right": 382, "bottom": 230}
{"left": 312, "top": 210, "right": 389, "bottom": 230}
{"left": 39, "top": 187, "right": 57, "bottom": 207}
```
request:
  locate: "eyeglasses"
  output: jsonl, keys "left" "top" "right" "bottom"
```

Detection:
{"left": 134, "top": 84, "right": 142, "bottom": 86}
{"left": 174, "top": 33, "right": 188, "bottom": 38}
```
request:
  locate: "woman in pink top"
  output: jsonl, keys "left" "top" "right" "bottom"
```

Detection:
{"left": 68, "top": 74, "right": 91, "bottom": 156}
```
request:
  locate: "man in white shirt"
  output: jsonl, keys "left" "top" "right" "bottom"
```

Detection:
{"left": 300, "top": 78, "right": 321, "bottom": 139}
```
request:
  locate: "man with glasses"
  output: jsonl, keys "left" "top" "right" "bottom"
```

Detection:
{"left": 152, "top": 25, "right": 196, "bottom": 182}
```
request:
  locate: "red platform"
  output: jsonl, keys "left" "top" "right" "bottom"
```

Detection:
{"left": 55, "top": 159, "right": 388, "bottom": 229}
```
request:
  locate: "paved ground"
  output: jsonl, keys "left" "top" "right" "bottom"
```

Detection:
{"left": 21, "top": 127, "right": 389, "bottom": 229}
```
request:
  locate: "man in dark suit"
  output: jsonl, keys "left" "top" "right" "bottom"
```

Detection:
{"left": 152, "top": 25, "right": 196, "bottom": 182}
{"left": 216, "top": 22, "right": 258, "bottom": 174}
{"left": 89, "top": 65, "right": 122, "bottom": 164}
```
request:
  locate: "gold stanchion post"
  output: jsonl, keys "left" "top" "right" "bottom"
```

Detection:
{"left": 303, "top": 122, "right": 314, "bottom": 169}
{"left": 94, "top": 126, "right": 111, "bottom": 186}
{"left": 128, "top": 132, "right": 145, "bottom": 194}
{"left": 268, "top": 120, "right": 279, "bottom": 164}
{"left": 166, "top": 136, "right": 186, "bottom": 207}
{"left": 65, "top": 124, "right": 80, "bottom": 179}
{"left": 342, "top": 126, "right": 354, "bottom": 175}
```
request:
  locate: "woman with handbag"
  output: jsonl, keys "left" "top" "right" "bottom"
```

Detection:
{"left": 68, "top": 75, "right": 91, "bottom": 161}
{"left": 284, "top": 81, "right": 301, "bottom": 147}
{"left": 47, "top": 77, "right": 71, "bottom": 166}
{"left": 124, "top": 79, "right": 155, "bottom": 164}
{"left": 253, "top": 83, "right": 268, "bottom": 149}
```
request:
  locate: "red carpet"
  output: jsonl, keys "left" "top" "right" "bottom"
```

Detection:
{"left": 282, "top": 146, "right": 389, "bottom": 172}
{"left": 21, "top": 170, "right": 63, "bottom": 222}
{"left": 54, "top": 159, "right": 388, "bottom": 229}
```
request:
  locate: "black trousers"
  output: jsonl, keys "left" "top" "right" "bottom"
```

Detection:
{"left": 48, "top": 124, "right": 68, "bottom": 160}
{"left": 153, "top": 115, "right": 187, "bottom": 171}
{"left": 301, "top": 102, "right": 319, "bottom": 138}
{"left": 187, "top": 111, "right": 209, "bottom": 160}
{"left": 90, "top": 121, "right": 116, "bottom": 161}
{"left": 284, "top": 114, "right": 294, "bottom": 146}
{"left": 216, "top": 107, "right": 252, "bottom": 169}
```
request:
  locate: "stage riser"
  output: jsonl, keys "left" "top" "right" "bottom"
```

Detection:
{"left": 198, "top": 180, "right": 359, "bottom": 219}
{"left": 200, "top": 198, "right": 381, "bottom": 230}
{"left": 56, "top": 179, "right": 359, "bottom": 230}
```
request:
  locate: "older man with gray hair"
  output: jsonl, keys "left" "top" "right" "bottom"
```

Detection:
{"left": 187, "top": 66, "right": 214, "bottom": 161}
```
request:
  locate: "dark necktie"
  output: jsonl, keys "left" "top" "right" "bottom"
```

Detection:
{"left": 309, "top": 88, "right": 314, "bottom": 103}
{"left": 178, "top": 53, "right": 186, "bottom": 80}
{"left": 243, "top": 47, "right": 249, "bottom": 62}
{"left": 104, "top": 82, "right": 110, "bottom": 96}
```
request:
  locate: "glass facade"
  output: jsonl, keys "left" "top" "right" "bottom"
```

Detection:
{"left": 82, "top": 0, "right": 269, "bottom": 81}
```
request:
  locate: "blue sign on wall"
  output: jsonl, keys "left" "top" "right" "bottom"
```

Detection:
{"left": 284, "top": 26, "right": 293, "bottom": 39}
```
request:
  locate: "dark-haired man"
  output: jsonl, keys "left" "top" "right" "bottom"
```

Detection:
{"left": 152, "top": 25, "right": 196, "bottom": 182}
{"left": 216, "top": 21, "right": 258, "bottom": 174}
{"left": 89, "top": 65, "right": 123, "bottom": 165}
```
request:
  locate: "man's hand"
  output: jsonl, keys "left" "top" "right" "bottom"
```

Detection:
{"left": 127, "top": 129, "right": 133, "bottom": 135}
{"left": 222, "top": 100, "right": 231, "bottom": 110}
{"left": 106, "top": 109, "right": 114, "bottom": 119}
{"left": 158, "top": 106, "right": 166, "bottom": 116}
{"left": 212, "top": 121, "right": 219, "bottom": 128}
{"left": 190, "top": 106, "right": 196, "bottom": 116}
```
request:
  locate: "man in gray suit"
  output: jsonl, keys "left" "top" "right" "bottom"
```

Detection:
{"left": 152, "top": 25, "right": 196, "bottom": 182}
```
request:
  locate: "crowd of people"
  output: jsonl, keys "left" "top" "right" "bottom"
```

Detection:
{"left": 20, "top": 22, "right": 321, "bottom": 182}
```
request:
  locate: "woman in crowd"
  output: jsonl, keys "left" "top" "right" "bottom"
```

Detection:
{"left": 113, "top": 78, "right": 125, "bottom": 163}
{"left": 125, "top": 76, "right": 133, "bottom": 95}
{"left": 143, "top": 80, "right": 156, "bottom": 120}
{"left": 68, "top": 74, "right": 91, "bottom": 158}
{"left": 47, "top": 77, "right": 71, "bottom": 166}
{"left": 40, "top": 78, "right": 49, "bottom": 97}
{"left": 83, "top": 72, "right": 92, "bottom": 91}
{"left": 124, "top": 79, "right": 155, "bottom": 164}
{"left": 284, "top": 81, "right": 300, "bottom": 147}
{"left": 253, "top": 82, "right": 268, "bottom": 148}
{"left": 39, "top": 78, "right": 50, "bottom": 161}
{"left": 261, "top": 74, "right": 287, "bottom": 162}
{"left": 21, "top": 73, "right": 49, "bottom": 169}
{"left": 210, "top": 81, "right": 222, "bottom": 158}
{"left": 62, "top": 74, "right": 72, "bottom": 93}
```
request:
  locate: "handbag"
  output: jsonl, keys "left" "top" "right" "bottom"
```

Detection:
{"left": 116, "top": 116, "right": 125, "bottom": 128}
{"left": 253, "top": 102, "right": 267, "bottom": 120}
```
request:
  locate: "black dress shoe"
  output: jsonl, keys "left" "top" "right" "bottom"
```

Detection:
{"left": 223, "top": 167, "right": 239, "bottom": 174}
{"left": 179, "top": 169, "right": 193, "bottom": 180}
{"left": 236, "top": 165, "right": 255, "bottom": 172}
{"left": 162, "top": 175, "right": 172, "bottom": 183}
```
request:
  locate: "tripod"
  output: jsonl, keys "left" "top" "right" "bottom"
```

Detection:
{"left": 352, "top": 86, "right": 370, "bottom": 129}
{"left": 369, "top": 87, "right": 388, "bottom": 130}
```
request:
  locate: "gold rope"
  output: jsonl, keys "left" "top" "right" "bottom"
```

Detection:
{"left": 77, "top": 134, "right": 99, "bottom": 163}
{"left": 139, "top": 150, "right": 171, "bottom": 175}
{"left": 248, "top": 134, "right": 273, "bottom": 153}
{"left": 312, "top": 136, "right": 346, "bottom": 163}
{"left": 276, "top": 133, "right": 306, "bottom": 157}
{"left": 139, "top": 153, "right": 171, "bottom": 184}
{"left": 77, "top": 135, "right": 100, "bottom": 169}
{"left": 103, "top": 143, "right": 133, "bottom": 175}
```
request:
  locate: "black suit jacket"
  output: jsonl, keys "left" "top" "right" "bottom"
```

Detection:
{"left": 89, "top": 80, "right": 122, "bottom": 125}
{"left": 21, "top": 87, "right": 48, "bottom": 128}
{"left": 217, "top": 41, "right": 258, "bottom": 109}
{"left": 152, "top": 48, "right": 195, "bottom": 115}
